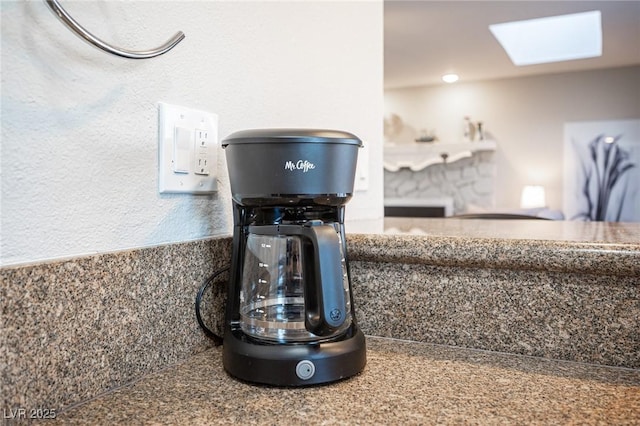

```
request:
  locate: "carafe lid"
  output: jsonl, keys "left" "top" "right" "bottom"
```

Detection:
{"left": 222, "top": 128, "right": 363, "bottom": 147}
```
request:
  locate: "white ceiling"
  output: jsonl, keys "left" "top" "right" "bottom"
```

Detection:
{"left": 384, "top": 1, "right": 640, "bottom": 89}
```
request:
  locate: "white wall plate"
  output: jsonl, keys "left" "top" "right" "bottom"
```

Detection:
{"left": 158, "top": 102, "right": 218, "bottom": 194}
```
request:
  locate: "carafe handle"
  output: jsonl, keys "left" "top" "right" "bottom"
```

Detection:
{"left": 300, "top": 222, "right": 347, "bottom": 336}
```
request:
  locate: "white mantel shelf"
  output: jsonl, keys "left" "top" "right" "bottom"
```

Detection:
{"left": 384, "top": 140, "right": 497, "bottom": 172}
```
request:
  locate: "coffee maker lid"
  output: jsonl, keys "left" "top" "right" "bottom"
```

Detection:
{"left": 222, "top": 128, "right": 363, "bottom": 147}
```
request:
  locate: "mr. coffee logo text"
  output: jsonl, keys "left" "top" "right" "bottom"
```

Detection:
{"left": 284, "top": 160, "right": 316, "bottom": 173}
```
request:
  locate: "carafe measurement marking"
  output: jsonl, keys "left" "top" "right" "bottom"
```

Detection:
{"left": 261, "top": 243, "right": 271, "bottom": 248}
{"left": 259, "top": 262, "right": 269, "bottom": 268}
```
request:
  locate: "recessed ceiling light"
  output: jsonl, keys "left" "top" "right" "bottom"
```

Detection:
{"left": 489, "top": 10, "right": 602, "bottom": 66}
{"left": 442, "top": 74, "right": 459, "bottom": 83}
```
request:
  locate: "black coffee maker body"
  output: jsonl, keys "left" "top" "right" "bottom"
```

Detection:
{"left": 221, "top": 129, "right": 366, "bottom": 386}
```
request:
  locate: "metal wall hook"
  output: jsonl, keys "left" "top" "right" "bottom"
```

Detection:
{"left": 45, "top": 0, "right": 185, "bottom": 59}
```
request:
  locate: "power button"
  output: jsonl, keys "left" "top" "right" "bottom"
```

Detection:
{"left": 295, "top": 360, "right": 316, "bottom": 380}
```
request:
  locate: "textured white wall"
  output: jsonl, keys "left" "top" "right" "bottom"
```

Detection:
{"left": 1, "top": 1, "right": 384, "bottom": 266}
{"left": 385, "top": 66, "right": 640, "bottom": 211}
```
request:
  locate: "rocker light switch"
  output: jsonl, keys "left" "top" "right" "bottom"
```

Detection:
{"left": 158, "top": 102, "right": 218, "bottom": 194}
{"left": 173, "top": 126, "right": 191, "bottom": 173}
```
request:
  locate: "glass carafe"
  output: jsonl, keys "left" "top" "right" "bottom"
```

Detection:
{"left": 239, "top": 222, "right": 351, "bottom": 343}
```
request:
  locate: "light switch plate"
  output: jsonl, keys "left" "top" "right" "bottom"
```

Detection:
{"left": 158, "top": 102, "right": 218, "bottom": 194}
{"left": 354, "top": 144, "right": 369, "bottom": 192}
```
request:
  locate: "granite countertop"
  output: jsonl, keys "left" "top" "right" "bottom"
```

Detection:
{"left": 355, "top": 219, "right": 640, "bottom": 278}
{"left": 5, "top": 220, "right": 639, "bottom": 418}
{"left": 54, "top": 337, "right": 640, "bottom": 425}
{"left": 383, "top": 218, "right": 640, "bottom": 243}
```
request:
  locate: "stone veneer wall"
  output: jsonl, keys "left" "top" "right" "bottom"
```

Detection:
{"left": 384, "top": 151, "right": 496, "bottom": 215}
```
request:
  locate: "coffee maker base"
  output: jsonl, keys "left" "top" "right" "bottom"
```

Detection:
{"left": 222, "top": 326, "right": 367, "bottom": 386}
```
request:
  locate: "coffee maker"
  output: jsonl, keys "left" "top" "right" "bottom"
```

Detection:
{"left": 221, "top": 129, "right": 366, "bottom": 386}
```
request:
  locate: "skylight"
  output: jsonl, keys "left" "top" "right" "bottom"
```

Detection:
{"left": 489, "top": 10, "right": 602, "bottom": 66}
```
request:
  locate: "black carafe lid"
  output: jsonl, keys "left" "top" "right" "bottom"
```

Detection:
{"left": 222, "top": 128, "right": 363, "bottom": 146}
{"left": 222, "top": 128, "right": 363, "bottom": 205}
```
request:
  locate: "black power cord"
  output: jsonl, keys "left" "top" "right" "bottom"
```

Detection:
{"left": 195, "top": 266, "right": 229, "bottom": 346}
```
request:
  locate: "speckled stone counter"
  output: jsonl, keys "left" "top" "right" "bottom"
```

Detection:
{"left": 3, "top": 219, "right": 639, "bottom": 417}
{"left": 348, "top": 220, "right": 640, "bottom": 368}
{"left": 53, "top": 337, "right": 640, "bottom": 425}
{"left": 2, "top": 238, "right": 231, "bottom": 416}
{"left": 384, "top": 217, "right": 640, "bottom": 243}
{"left": 376, "top": 218, "right": 640, "bottom": 275}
